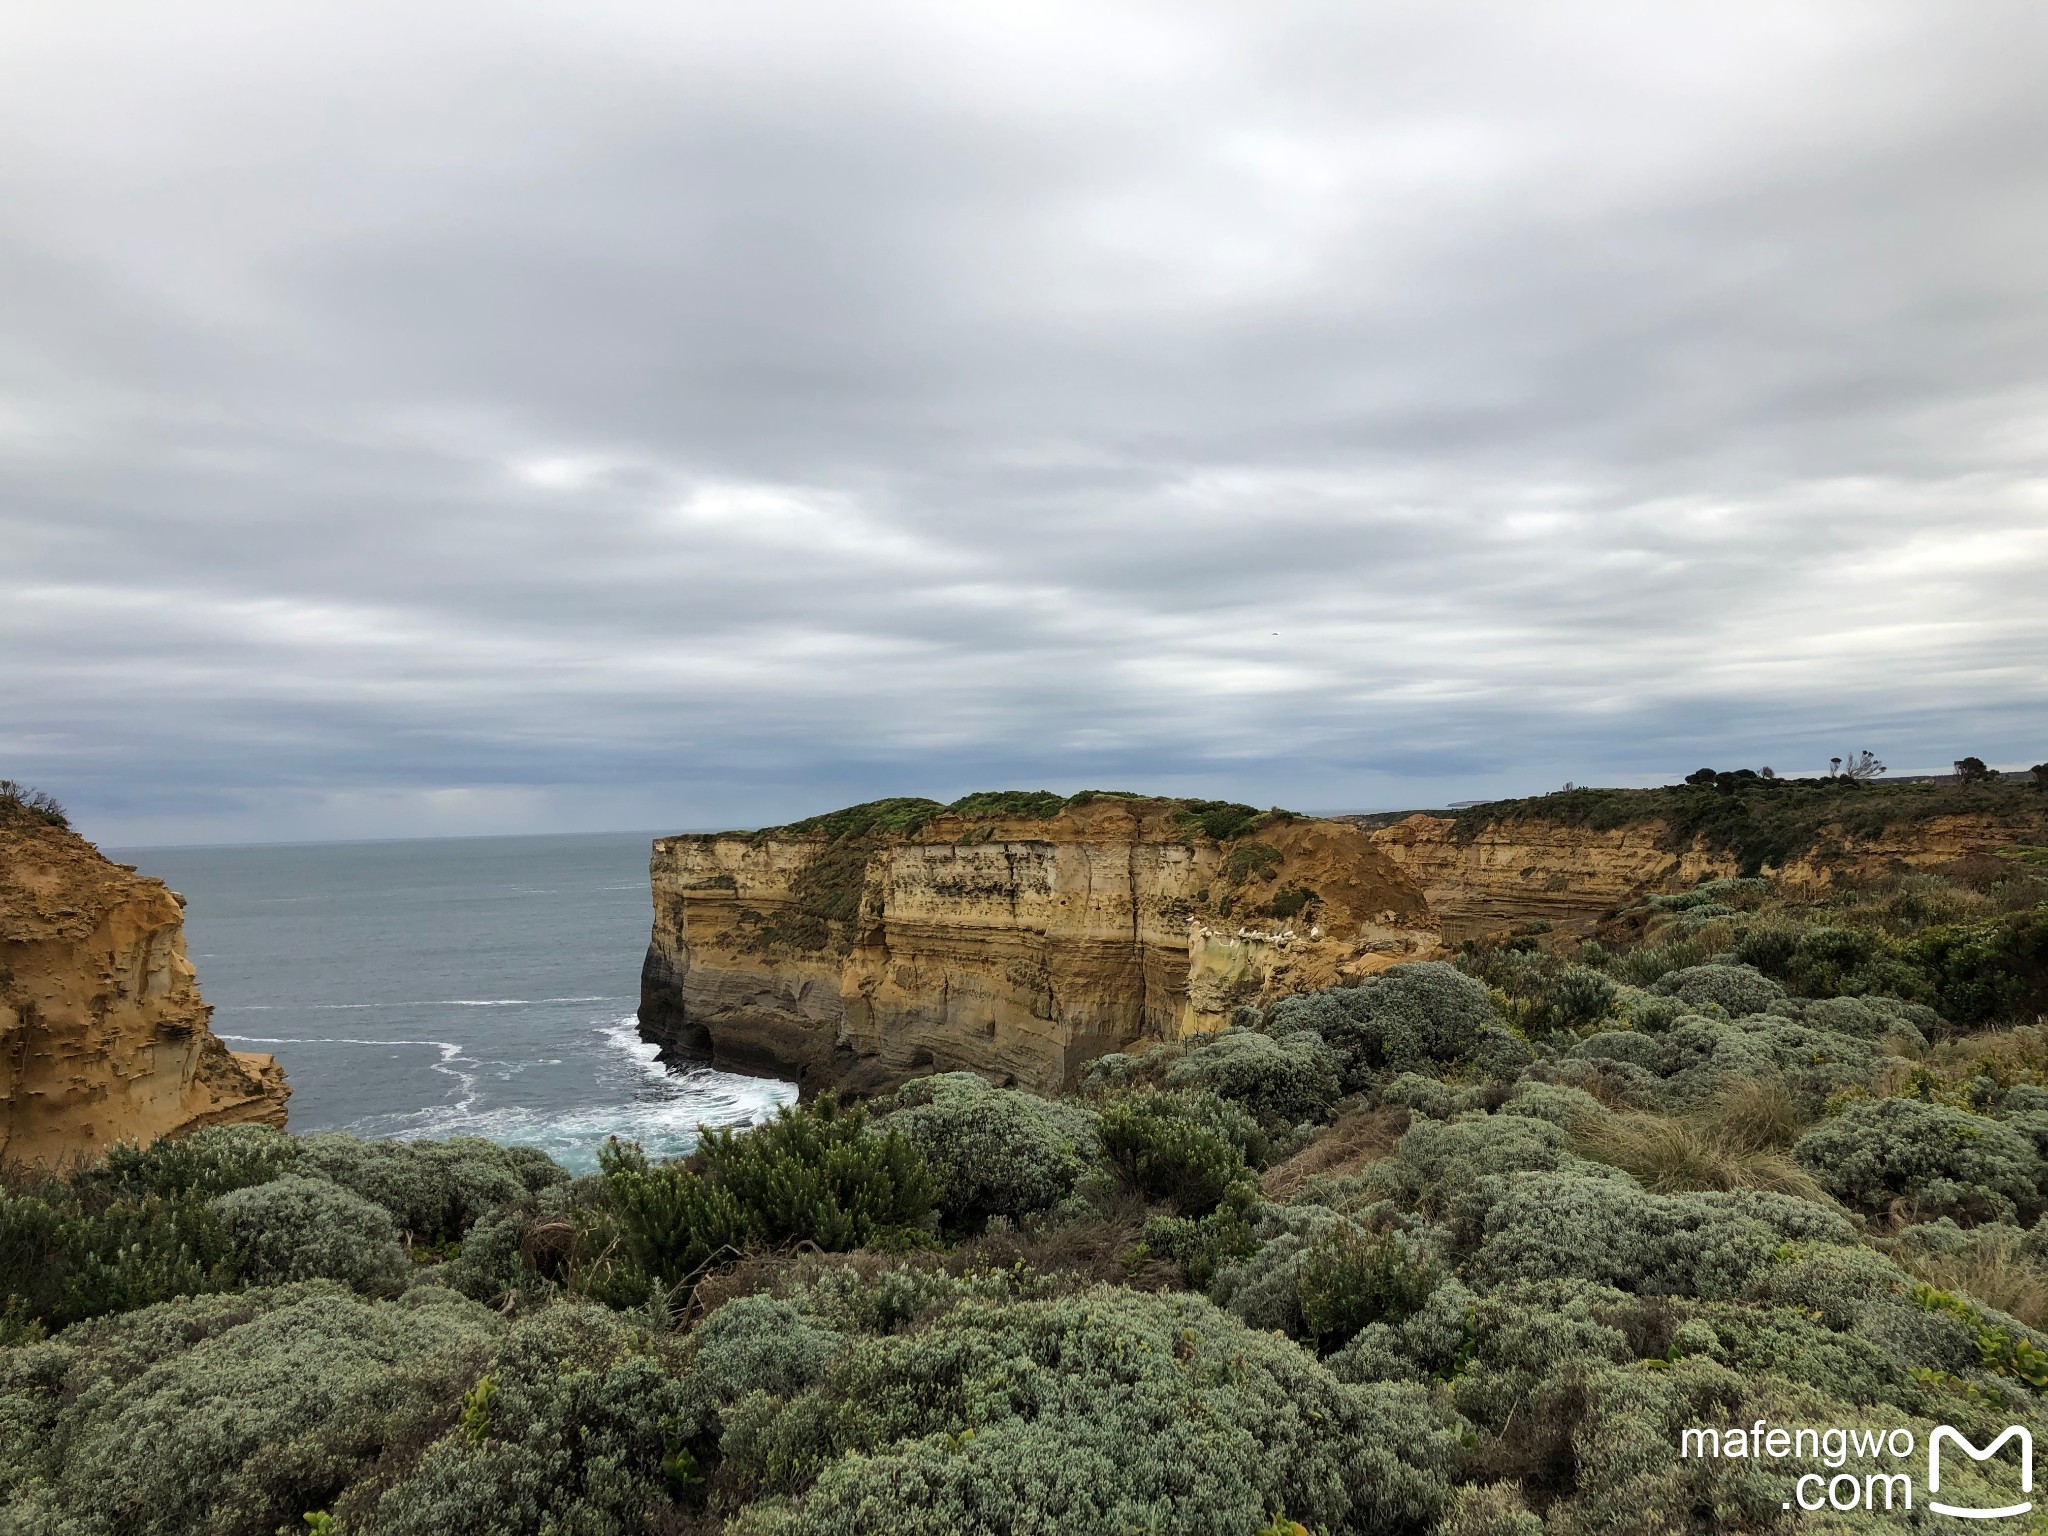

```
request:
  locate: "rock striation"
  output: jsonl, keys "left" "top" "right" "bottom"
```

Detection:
{"left": 0, "top": 807, "right": 287, "bottom": 1166}
{"left": 640, "top": 796, "right": 1437, "bottom": 1097}
{"left": 1353, "top": 806, "right": 2048, "bottom": 943}
{"left": 643, "top": 787, "right": 2048, "bottom": 1098}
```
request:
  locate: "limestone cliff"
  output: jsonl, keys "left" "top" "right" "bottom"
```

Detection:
{"left": 640, "top": 796, "right": 1437, "bottom": 1096}
{"left": 1353, "top": 795, "right": 2048, "bottom": 944}
{"left": 643, "top": 784, "right": 2048, "bottom": 1097}
{"left": 0, "top": 808, "right": 287, "bottom": 1166}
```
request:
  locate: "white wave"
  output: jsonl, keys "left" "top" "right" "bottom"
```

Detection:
{"left": 217, "top": 1034, "right": 482, "bottom": 1111}
{"left": 338, "top": 1015, "right": 794, "bottom": 1172}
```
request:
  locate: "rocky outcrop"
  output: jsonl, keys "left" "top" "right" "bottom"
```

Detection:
{"left": 640, "top": 798, "right": 1437, "bottom": 1097}
{"left": 1354, "top": 806, "right": 2048, "bottom": 944}
{"left": 0, "top": 810, "right": 288, "bottom": 1166}
{"left": 644, "top": 788, "right": 2048, "bottom": 1098}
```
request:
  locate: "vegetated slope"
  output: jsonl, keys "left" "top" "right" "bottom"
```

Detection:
{"left": 1353, "top": 774, "right": 2048, "bottom": 944}
{"left": 8, "top": 851, "right": 2048, "bottom": 1533}
{"left": 0, "top": 792, "right": 287, "bottom": 1165}
{"left": 641, "top": 791, "right": 1438, "bottom": 1098}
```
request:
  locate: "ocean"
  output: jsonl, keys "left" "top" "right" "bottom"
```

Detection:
{"left": 113, "top": 831, "right": 794, "bottom": 1172}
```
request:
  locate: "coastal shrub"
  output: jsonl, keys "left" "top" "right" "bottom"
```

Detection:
{"left": 0, "top": 779, "right": 68, "bottom": 828}
{"left": 887, "top": 1073, "right": 1097, "bottom": 1231}
{"left": 1500, "top": 1080, "right": 1610, "bottom": 1130}
{"left": 1382, "top": 1072, "right": 1463, "bottom": 1121}
{"left": 708, "top": 1286, "right": 1463, "bottom": 1535}
{"left": 1792, "top": 1097, "right": 2043, "bottom": 1225}
{"left": 210, "top": 1175, "right": 413, "bottom": 1294}
{"left": 0, "top": 1187, "right": 237, "bottom": 1336}
{"left": 944, "top": 789, "right": 1067, "bottom": 819}
{"left": 1468, "top": 1171, "right": 1857, "bottom": 1296}
{"left": 1570, "top": 1015, "right": 1885, "bottom": 1110}
{"left": 1438, "top": 1482, "right": 1543, "bottom": 1536}
{"left": 335, "top": 1303, "right": 689, "bottom": 1535}
{"left": 435, "top": 1199, "right": 561, "bottom": 1307}
{"left": 1799, "top": 993, "right": 1936, "bottom": 1047}
{"left": 699, "top": 1095, "right": 938, "bottom": 1250}
{"left": 73, "top": 1123, "right": 301, "bottom": 1207}
{"left": 1547, "top": 965, "right": 1618, "bottom": 1029}
{"left": 1098, "top": 1089, "right": 1258, "bottom": 1213}
{"left": 298, "top": 1133, "right": 561, "bottom": 1244}
{"left": 1209, "top": 1203, "right": 1360, "bottom": 1336}
{"left": 1295, "top": 1224, "right": 1445, "bottom": 1353}
{"left": 1136, "top": 1180, "right": 1261, "bottom": 1289}
{"left": 1907, "top": 906, "right": 2048, "bottom": 1024}
{"left": 1172, "top": 799, "right": 1270, "bottom": 842}
{"left": 1162, "top": 1028, "right": 1340, "bottom": 1126}
{"left": 1371, "top": 1113, "right": 1578, "bottom": 1220}
{"left": 1267, "top": 963, "right": 1499, "bottom": 1089}
{"left": 1648, "top": 963, "right": 1790, "bottom": 1018}
{"left": 592, "top": 1141, "right": 749, "bottom": 1305}
{"left": 0, "top": 1282, "right": 500, "bottom": 1536}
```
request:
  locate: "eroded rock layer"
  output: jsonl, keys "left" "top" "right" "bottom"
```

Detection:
{"left": 1, "top": 812, "right": 288, "bottom": 1165}
{"left": 1354, "top": 807, "right": 2048, "bottom": 943}
{"left": 640, "top": 798, "right": 1437, "bottom": 1096}
{"left": 644, "top": 789, "right": 2048, "bottom": 1098}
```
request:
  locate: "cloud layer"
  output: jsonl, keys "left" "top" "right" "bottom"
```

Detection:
{"left": 4, "top": 2, "right": 2045, "bottom": 843}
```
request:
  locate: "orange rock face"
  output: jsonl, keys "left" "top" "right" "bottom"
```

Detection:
{"left": 0, "top": 812, "right": 287, "bottom": 1167}
{"left": 1355, "top": 807, "right": 2048, "bottom": 944}
{"left": 639, "top": 798, "right": 1438, "bottom": 1097}
{"left": 643, "top": 793, "right": 2048, "bottom": 1098}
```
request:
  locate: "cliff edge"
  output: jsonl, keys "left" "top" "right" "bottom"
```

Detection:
{"left": 643, "top": 780, "right": 2048, "bottom": 1099}
{"left": 1352, "top": 777, "right": 2048, "bottom": 943}
{"left": 0, "top": 802, "right": 288, "bottom": 1165}
{"left": 640, "top": 793, "right": 1438, "bottom": 1096}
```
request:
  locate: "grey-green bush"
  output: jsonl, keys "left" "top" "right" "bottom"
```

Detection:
{"left": 297, "top": 1133, "right": 563, "bottom": 1245}
{"left": 0, "top": 1283, "right": 500, "bottom": 1536}
{"left": 1648, "top": 964, "right": 1791, "bottom": 1018}
{"left": 210, "top": 1176, "right": 413, "bottom": 1294}
{"left": 1161, "top": 1028, "right": 1340, "bottom": 1126}
{"left": 887, "top": 1073, "right": 1097, "bottom": 1230}
{"left": 1097, "top": 1089, "right": 1259, "bottom": 1213}
{"left": 1266, "top": 963, "right": 1499, "bottom": 1089}
{"left": 1792, "top": 1097, "right": 2044, "bottom": 1225}
{"left": 708, "top": 1285, "right": 1465, "bottom": 1536}
{"left": 73, "top": 1123, "right": 301, "bottom": 1206}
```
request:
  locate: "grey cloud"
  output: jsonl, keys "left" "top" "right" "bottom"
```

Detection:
{"left": 3, "top": 1, "right": 2045, "bottom": 844}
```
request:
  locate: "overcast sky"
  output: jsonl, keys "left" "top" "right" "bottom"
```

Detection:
{"left": 4, "top": 2, "right": 2046, "bottom": 846}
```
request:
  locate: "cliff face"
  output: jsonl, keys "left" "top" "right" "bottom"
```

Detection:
{"left": 640, "top": 798, "right": 1437, "bottom": 1096}
{"left": 645, "top": 788, "right": 2048, "bottom": 1098}
{"left": 0, "top": 811, "right": 288, "bottom": 1166}
{"left": 1356, "top": 807, "right": 2048, "bottom": 943}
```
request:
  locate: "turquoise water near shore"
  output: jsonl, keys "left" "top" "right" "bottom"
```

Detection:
{"left": 113, "top": 831, "right": 793, "bottom": 1171}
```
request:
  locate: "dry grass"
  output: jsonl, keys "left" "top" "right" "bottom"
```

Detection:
{"left": 1700, "top": 1077, "right": 1807, "bottom": 1153}
{"left": 1891, "top": 1234, "right": 2048, "bottom": 1331}
{"left": 1570, "top": 1111, "right": 1825, "bottom": 1201}
{"left": 1260, "top": 1106, "right": 1409, "bottom": 1200}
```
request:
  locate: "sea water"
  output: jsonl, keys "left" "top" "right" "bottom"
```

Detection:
{"left": 112, "top": 831, "right": 794, "bottom": 1172}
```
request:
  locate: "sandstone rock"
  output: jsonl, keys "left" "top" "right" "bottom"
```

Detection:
{"left": 644, "top": 790, "right": 2048, "bottom": 1099}
{"left": 1355, "top": 807, "right": 2048, "bottom": 945}
{"left": 639, "top": 797, "right": 1438, "bottom": 1097}
{"left": 0, "top": 810, "right": 287, "bottom": 1166}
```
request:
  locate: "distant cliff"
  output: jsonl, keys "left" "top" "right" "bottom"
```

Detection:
{"left": 639, "top": 794, "right": 1437, "bottom": 1096}
{"left": 642, "top": 781, "right": 2048, "bottom": 1098}
{"left": 0, "top": 804, "right": 287, "bottom": 1165}
{"left": 1352, "top": 778, "right": 2048, "bottom": 941}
